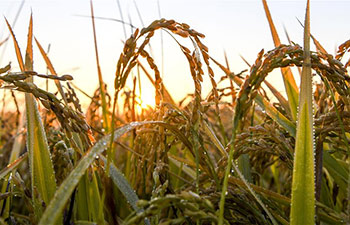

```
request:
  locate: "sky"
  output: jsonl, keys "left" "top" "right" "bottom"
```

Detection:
{"left": 0, "top": 0, "right": 349, "bottom": 109}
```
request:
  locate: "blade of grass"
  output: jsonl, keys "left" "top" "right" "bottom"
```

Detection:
{"left": 0, "top": 153, "right": 28, "bottom": 180}
{"left": 290, "top": 1, "right": 315, "bottom": 224}
{"left": 86, "top": 169, "right": 104, "bottom": 224}
{"left": 76, "top": 174, "right": 90, "bottom": 221}
{"left": 168, "top": 157, "right": 196, "bottom": 179}
{"left": 262, "top": 0, "right": 299, "bottom": 121}
{"left": 4, "top": 18, "right": 24, "bottom": 71}
{"left": 202, "top": 120, "right": 227, "bottom": 156}
{"left": 6, "top": 15, "right": 58, "bottom": 221}
{"left": 323, "top": 150, "right": 348, "bottom": 192}
{"left": 24, "top": 15, "right": 57, "bottom": 221}
{"left": 39, "top": 121, "right": 162, "bottom": 225}
{"left": 100, "top": 155, "right": 151, "bottom": 225}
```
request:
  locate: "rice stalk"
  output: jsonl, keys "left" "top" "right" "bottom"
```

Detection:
{"left": 90, "top": 0, "right": 110, "bottom": 134}
{"left": 1, "top": 3, "right": 350, "bottom": 224}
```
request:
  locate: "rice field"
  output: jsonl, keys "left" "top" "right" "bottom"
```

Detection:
{"left": 0, "top": 0, "right": 349, "bottom": 224}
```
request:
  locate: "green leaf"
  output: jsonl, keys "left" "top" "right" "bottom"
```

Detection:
{"left": 6, "top": 15, "right": 58, "bottom": 221}
{"left": 25, "top": 15, "right": 57, "bottom": 218}
{"left": 290, "top": 1, "right": 315, "bottom": 224}
{"left": 0, "top": 153, "right": 28, "bottom": 180}
{"left": 87, "top": 171, "right": 104, "bottom": 224}
{"left": 76, "top": 174, "right": 90, "bottom": 221}
{"left": 38, "top": 121, "right": 158, "bottom": 225}
{"left": 101, "top": 155, "right": 141, "bottom": 212}
{"left": 100, "top": 155, "right": 150, "bottom": 225}
{"left": 290, "top": 103, "right": 315, "bottom": 224}
{"left": 323, "top": 150, "right": 348, "bottom": 192}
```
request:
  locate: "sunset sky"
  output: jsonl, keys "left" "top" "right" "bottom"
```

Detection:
{"left": 0, "top": 0, "right": 349, "bottom": 108}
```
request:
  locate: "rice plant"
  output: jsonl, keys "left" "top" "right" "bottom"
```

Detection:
{"left": 0, "top": 0, "right": 349, "bottom": 224}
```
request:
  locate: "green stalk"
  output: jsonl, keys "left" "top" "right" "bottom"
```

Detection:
{"left": 218, "top": 128, "right": 237, "bottom": 225}
{"left": 191, "top": 125, "right": 200, "bottom": 193}
{"left": 290, "top": 1, "right": 315, "bottom": 224}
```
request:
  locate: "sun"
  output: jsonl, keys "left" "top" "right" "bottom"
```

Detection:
{"left": 135, "top": 90, "right": 155, "bottom": 114}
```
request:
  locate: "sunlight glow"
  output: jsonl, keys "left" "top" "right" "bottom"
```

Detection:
{"left": 135, "top": 90, "right": 155, "bottom": 114}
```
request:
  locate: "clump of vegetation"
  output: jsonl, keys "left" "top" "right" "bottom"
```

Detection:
{"left": 0, "top": 0, "right": 349, "bottom": 224}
